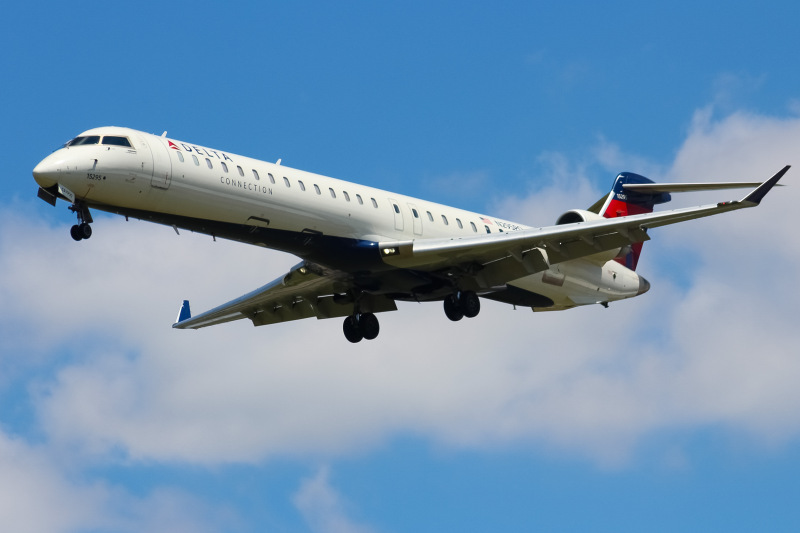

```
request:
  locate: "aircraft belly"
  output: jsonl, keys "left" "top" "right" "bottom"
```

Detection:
{"left": 506, "top": 259, "right": 640, "bottom": 309}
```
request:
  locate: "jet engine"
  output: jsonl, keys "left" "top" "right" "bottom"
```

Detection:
{"left": 555, "top": 209, "right": 624, "bottom": 263}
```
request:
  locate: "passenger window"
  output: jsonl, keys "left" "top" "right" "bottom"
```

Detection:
{"left": 237, "top": 166, "right": 244, "bottom": 176}
{"left": 192, "top": 155, "right": 199, "bottom": 165}
{"left": 412, "top": 209, "right": 419, "bottom": 218}
{"left": 102, "top": 136, "right": 132, "bottom": 147}
{"left": 343, "top": 191, "right": 350, "bottom": 202}
{"left": 371, "top": 198, "right": 378, "bottom": 208}
{"left": 299, "top": 180, "right": 306, "bottom": 191}
{"left": 470, "top": 222, "right": 477, "bottom": 232}
{"left": 253, "top": 169, "right": 260, "bottom": 180}
{"left": 283, "top": 177, "right": 290, "bottom": 187}
{"left": 441, "top": 215, "right": 449, "bottom": 225}
{"left": 356, "top": 194, "right": 363, "bottom": 205}
{"left": 393, "top": 204, "right": 400, "bottom": 214}
{"left": 221, "top": 161, "right": 227, "bottom": 172}
{"left": 427, "top": 211, "right": 433, "bottom": 222}
{"left": 485, "top": 225, "right": 491, "bottom": 234}
{"left": 329, "top": 188, "right": 336, "bottom": 198}
{"left": 268, "top": 173, "right": 275, "bottom": 184}
{"left": 456, "top": 219, "right": 463, "bottom": 229}
{"left": 314, "top": 184, "right": 321, "bottom": 195}
{"left": 206, "top": 158, "right": 213, "bottom": 169}
{"left": 177, "top": 151, "right": 184, "bottom": 163}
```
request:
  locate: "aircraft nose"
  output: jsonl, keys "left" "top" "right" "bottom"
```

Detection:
{"left": 33, "top": 157, "right": 60, "bottom": 188}
{"left": 637, "top": 275, "right": 651, "bottom": 295}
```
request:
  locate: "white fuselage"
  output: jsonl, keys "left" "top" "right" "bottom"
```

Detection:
{"left": 33, "top": 126, "right": 644, "bottom": 309}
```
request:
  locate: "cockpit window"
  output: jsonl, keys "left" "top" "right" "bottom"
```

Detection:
{"left": 102, "top": 136, "right": 132, "bottom": 147}
{"left": 65, "top": 135, "right": 100, "bottom": 147}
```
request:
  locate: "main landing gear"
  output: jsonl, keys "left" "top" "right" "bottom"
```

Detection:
{"left": 443, "top": 290, "right": 480, "bottom": 322}
{"left": 343, "top": 312, "right": 380, "bottom": 343}
{"left": 68, "top": 202, "right": 93, "bottom": 241}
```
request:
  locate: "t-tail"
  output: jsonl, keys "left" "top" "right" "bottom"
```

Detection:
{"left": 594, "top": 173, "right": 670, "bottom": 270}
{"left": 588, "top": 171, "right": 784, "bottom": 270}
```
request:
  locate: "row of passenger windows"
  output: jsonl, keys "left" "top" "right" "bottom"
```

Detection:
{"left": 175, "top": 151, "right": 493, "bottom": 233}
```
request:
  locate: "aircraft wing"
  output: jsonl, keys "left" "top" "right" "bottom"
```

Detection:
{"left": 173, "top": 261, "right": 397, "bottom": 329}
{"left": 174, "top": 166, "right": 787, "bottom": 330}
{"left": 377, "top": 166, "right": 789, "bottom": 275}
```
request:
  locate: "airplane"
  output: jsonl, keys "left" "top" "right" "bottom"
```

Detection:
{"left": 32, "top": 126, "right": 789, "bottom": 342}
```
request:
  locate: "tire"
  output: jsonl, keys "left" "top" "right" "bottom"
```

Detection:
{"left": 343, "top": 316, "right": 363, "bottom": 343}
{"left": 70, "top": 225, "right": 83, "bottom": 241}
{"left": 359, "top": 313, "right": 380, "bottom": 340}
{"left": 459, "top": 290, "right": 480, "bottom": 318}
{"left": 443, "top": 294, "right": 464, "bottom": 321}
{"left": 80, "top": 223, "right": 92, "bottom": 239}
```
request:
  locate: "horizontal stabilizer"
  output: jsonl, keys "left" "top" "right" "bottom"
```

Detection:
{"left": 623, "top": 181, "right": 784, "bottom": 194}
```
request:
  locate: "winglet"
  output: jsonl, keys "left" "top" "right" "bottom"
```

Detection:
{"left": 742, "top": 165, "right": 790, "bottom": 205}
{"left": 175, "top": 300, "right": 191, "bottom": 324}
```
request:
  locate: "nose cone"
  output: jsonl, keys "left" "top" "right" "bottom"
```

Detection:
{"left": 32, "top": 154, "right": 62, "bottom": 188}
{"left": 637, "top": 275, "right": 651, "bottom": 295}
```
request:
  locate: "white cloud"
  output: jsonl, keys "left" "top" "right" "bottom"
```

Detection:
{"left": 293, "top": 467, "right": 376, "bottom": 533}
{"left": 0, "top": 428, "right": 233, "bottom": 533}
{"left": 3, "top": 108, "right": 799, "bottom": 470}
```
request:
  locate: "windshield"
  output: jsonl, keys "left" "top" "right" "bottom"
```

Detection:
{"left": 64, "top": 135, "right": 100, "bottom": 147}
{"left": 101, "top": 136, "right": 132, "bottom": 147}
{"left": 62, "top": 135, "right": 133, "bottom": 148}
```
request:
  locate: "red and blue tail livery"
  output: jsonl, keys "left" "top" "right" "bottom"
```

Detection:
{"left": 598, "top": 173, "right": 670, "bottom": 270}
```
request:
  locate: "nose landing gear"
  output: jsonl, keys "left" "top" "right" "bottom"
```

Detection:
{"left": 70, "top": 223, "right": 92, "bottom": 241}
{"left": 68, "top": 202, "right": 93, "bottom": 241}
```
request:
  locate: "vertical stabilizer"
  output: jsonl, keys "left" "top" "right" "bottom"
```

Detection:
{"left": 597, "top": 173, "right": 671, "bottom": 270}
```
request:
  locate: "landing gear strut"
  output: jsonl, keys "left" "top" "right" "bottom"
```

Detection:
{"left": 443, "top": 290, "right": 480, "bottom": 322}
{"left": 343, "top": 312, "right": 380, "bottom": 343}
{"left": 69, "top": 202, "right": 93, "bottom": 241}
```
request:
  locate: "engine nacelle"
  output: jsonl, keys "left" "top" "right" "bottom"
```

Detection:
{"left": 555, "top": 209, "right": 623, "bottom": 264}
{"left": 555, "top": 209, "right": 605, "bottom": 225}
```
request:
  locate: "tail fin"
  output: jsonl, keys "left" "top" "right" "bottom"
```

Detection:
{"left": 585, "top": 171, "right": 783, "bottom": 270}
{"left": 594, "top": 172, "right": 671, "bottom": 271}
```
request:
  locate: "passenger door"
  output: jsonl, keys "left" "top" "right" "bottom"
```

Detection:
{"left": 146, "top": 136, "right": 173, "bottom": 189}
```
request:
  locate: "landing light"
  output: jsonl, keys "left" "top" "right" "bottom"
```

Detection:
{"left": 382, "top": 247, "right": 398, "bottom": 256}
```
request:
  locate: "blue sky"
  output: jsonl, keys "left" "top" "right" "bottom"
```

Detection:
{"left": 3, "top": 1, "right": 800, "bottom": 532}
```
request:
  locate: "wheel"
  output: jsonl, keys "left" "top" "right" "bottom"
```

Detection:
{"left": 79, "top": 223, "right": 92, "bottom": 239}
{"left": 70, "top": 225, "right": 83, "bottom": 241}
{"left": 459, "top": 290, "right": 480, "bottom": 318}
{"left": 343, "top": 315, "right": 363, "bottom": 343}
{"left": 443, "top": 294, "right": 464, "bottom": 321}
{"left": 359, "top": 312, "right": 380, "bottom": 340}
